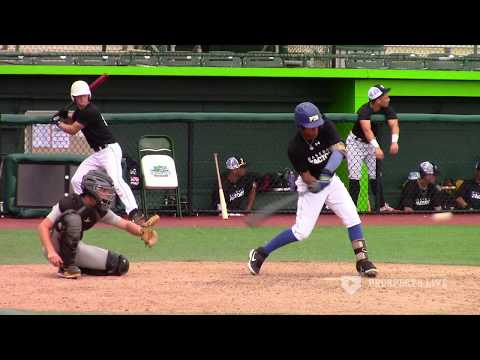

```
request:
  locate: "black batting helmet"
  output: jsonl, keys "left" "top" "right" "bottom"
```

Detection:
{"left": 81, "top": 170, "right": 115, "bottom": 212}
{"left": 419, "top": 161, "right": 439, "bottom": 178}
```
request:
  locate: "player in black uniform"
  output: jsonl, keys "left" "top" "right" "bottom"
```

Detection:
{"left": 399, "top": 161, "right": 442, "bottom": 212}
{"left": 248, "top": 102, "right": 377, "bottom": 277}
{"left": 211, "top": 155, "right": 258, "bottom": 214}
{"left": 53, "top": 80, "right": 144, "bottom": 224}
{"left": 346, "top": 84, "right": 400, "bottom": 212}
{"left": 37, "top": 170, "right": 156, "bottom": 279}
{"left": 455, "top": 160, "right": 480, "bottom": 210}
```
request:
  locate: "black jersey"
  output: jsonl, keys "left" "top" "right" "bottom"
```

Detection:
{"left": 399, "top": 180, "right": 442, "bottom": 211}
{"left": 456, "top": 179, "right": 480, "bottom": 209}
{"left": 351, "top": 102, "right": 398, "bottom": 142}
{"left": 211, "top": 174, "right": 256, "bottom": 211}
{"left": 58, "top": 194, "right": 107, "bottom": 232}
{"left": 73, "top": 103, "right": 116, "bottom": 149}
{"left": 287, "top": 119, "right": 341, "bottom": 179}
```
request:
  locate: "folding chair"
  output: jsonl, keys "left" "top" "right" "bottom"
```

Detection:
{"left": 138, "top": 135, "right": 182, "bottom": 217}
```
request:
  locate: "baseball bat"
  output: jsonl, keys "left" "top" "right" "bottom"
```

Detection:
{"left": 213, "top": 153, "right": 229, "bottom": 220}
{"left": 245, "top": 192, "right": 299, "bottom": 227}
{"left": 50, "top": 74, "right": 109, "bottom": 123}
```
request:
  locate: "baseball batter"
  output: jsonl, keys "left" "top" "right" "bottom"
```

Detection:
{"left": 54, "top": 80, "right": 144, "bottom": 224}
{"left": 248, "top": 102, "right": 378, "bottom": 277}
{"left": 346, "top": 84, "right": 400, "bottom": 212}
{"left": 37, "top": 170, "right": 158, "bottom": 279}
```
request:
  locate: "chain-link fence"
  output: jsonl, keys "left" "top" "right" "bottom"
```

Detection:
{"left": 385, "top": 45, "right": 478, "bottom": 56}
{"left": 0, "top": 45, "right": 134, "bottom": 53}
{"left": 25, "top": 111, "right": 92, "bottom": 156}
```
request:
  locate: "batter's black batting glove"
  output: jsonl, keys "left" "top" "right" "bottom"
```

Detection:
{"left": 50, "top": 115, "right": 60, "bottom": 126}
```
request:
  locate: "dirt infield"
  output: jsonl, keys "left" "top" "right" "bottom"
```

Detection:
{"left": 1, "top": 261, "right": 479, "bottom": 314}
{"left": 1, "top": 212, "right": 479, "bottom": 229}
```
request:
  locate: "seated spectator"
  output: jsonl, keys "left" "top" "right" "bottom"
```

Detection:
{"left": 398, "top": 161, "right": 442, "bottom": 212}
{"left": 211, "top": 155, "right": 258, "bottom": 215}
{"left": 438, "top": 178, "right": 457, "bottom": 210}
{"left": 455, "top": 160, "right": 480, "bottom": 210}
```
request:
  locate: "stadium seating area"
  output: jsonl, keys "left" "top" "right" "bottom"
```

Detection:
{"left": 0, "top": 45, "right": 479, "bottom": 70}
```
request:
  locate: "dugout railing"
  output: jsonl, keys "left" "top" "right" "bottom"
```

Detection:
{"left": 1, "top": 112, "right": 480, "bottom": 217}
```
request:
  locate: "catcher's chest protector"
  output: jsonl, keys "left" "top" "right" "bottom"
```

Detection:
{"left": 59, "top": 194, "right": 105, "bottom": 232}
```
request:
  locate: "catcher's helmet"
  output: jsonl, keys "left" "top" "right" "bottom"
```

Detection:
{"left": 70, "top": 80, "right": 91, "bottom": 102}
{"left": 81, "top": 170, "right": 115, "bottom": 212}
{"left": 294, "top": 102, "right": 325, "bottom": 128}
{"left": 419, "top": 161, "right": 439, "bottom": 178}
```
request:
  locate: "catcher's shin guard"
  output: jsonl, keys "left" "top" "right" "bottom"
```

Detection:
{"left": 79, "top": 251, "right": 129, "bottom": 276}
{"left": 58, "top": 211, "right": 83, "bottom": 266}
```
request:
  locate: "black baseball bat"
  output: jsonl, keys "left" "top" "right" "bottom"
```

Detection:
{"left": 50, "top": 74, "right": 109, "bottom": 123}
{"left": 245, "top": 192, "right": 300, "bottom": 227}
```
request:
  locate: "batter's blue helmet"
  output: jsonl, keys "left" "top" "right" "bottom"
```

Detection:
{"left": 475, "top": 159, "right": 480, "bottom": 170}
{"left": 419, "top": 161, "right": 439, "bottom": 178}
{"left": 294, "top": 102, "right": 325, "bottom": 128}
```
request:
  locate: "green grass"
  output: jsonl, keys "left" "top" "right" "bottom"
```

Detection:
{"left": 0, "top": 225, "right": 479, "bottom": 266}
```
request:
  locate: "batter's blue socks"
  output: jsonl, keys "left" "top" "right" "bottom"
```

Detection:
{"left": 348, "top": 224, "right": 364, "bottom": 241}
{"left": 263, "top": 229, "right": 298, "bottom": 254}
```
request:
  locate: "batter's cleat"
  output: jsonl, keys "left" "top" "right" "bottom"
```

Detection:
{"left": 248, "top": 247, "right": 268, "bottom": 275}
{"left": 57, "top": 265, "right": 81, "bottom": 279}
{"left": 356, "top": 259, "right": 378, "bottom": 278}
{"left": 129, "top": 209, "right": 146, "bottom": 225}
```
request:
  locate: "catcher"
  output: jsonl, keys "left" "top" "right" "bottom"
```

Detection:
{"left": 37, "top": 169, "right": 159, "bottom": 279}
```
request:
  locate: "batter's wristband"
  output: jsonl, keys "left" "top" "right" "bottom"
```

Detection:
{"left": 392, "top": 134, "right": 399, "bottom": 143}
{"left": 370, "top": 139, "right": 380, "bottom": 148}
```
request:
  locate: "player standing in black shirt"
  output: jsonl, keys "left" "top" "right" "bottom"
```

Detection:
{"left": 55, "top": 80, "right": 144, "bottom": 224}
{"left": 455, "top": 160, "right": 480, "bottom": 210}
{"left": 346, "top": 84, "right": 400, "bottom": 212}
{"left": 399, "top": 161, "right": 442, "bottom": 212}
{"left": 248, "top": 102, "right": 377, "bottom": 278}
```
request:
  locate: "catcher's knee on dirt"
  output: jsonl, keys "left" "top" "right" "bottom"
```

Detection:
{"left": 58, "top": 211, "right": 82, "bottom": 266}
{"left": 105, "top": 251, "right": 129, "bottom": 276}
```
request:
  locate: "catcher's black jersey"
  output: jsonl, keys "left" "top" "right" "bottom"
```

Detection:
{"left": 399, "top": 180, "right": 441, "bottom": 211}
{"left": 73, "top": 103, "right": 116, "bottom": 149}
{"left": 456, "top": 180, "right": 480, "bottom": 209}
{"left": 288, "top": 119, "right": 341, "bottom": 179}
{"left": 58, "top": 194, "right": 107, "bottom": 232}
{"left": 212, "top": 175, "right": 256, "bottom": 211}
{"left": 352, "top": 102, "right": 398, "bottom": 142}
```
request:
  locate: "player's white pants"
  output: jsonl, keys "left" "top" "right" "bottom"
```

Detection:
{"left": 43, "top": 230, "right": 109, "bottom": 270}
{"left": 291, "top": 174, "right": 361, "bottom": 241}
{"left": 71, "top": 143, "right": 138, "bottom": 214}
{"left": 346, "top": 132, "right": 377, "bottom": 180}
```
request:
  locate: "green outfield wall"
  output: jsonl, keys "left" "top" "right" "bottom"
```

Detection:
{"left": 1, "top": 113, "right": 479, "bottom": 216}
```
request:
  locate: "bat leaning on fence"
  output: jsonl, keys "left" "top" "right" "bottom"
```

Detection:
{"left": 213, "top": 152, "right": 229, "bottom": 220}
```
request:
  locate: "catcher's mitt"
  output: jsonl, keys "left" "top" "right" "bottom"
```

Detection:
{"left": 140, "top": 214, "right": 159, "bottom": 248}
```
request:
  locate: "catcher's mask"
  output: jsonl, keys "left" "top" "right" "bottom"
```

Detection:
{"left": 81, "top": 170, "right": 115, "bottom": 212}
